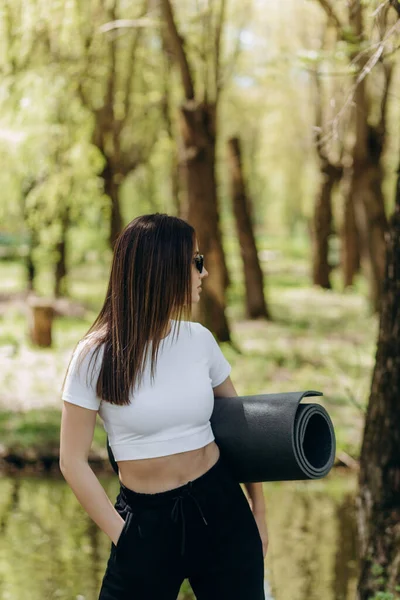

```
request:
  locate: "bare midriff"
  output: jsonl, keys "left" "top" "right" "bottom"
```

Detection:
{"left": 117, "top": 440, "right": 221, "bottom": 494}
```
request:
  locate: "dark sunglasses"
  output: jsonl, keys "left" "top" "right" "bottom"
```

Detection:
{"left": 193, "top": 254, "right": 204, "bottom": 273}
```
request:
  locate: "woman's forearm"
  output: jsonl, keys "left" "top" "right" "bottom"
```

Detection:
{"left": 243, "top": 481, "right": 266, "bottom": 515}
{"left": 60, "top": 460, "right": 124, "bottom": 545}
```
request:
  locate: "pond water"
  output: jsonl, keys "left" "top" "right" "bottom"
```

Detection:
{"left": 0, "top": 468, "right": 358, "bottom": 600}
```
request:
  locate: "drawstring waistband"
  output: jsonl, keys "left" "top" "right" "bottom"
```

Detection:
{"left": 120, "top": 482, "right": 209, "bottom": 557}
{"left": 170, "top": 479, "right": 208, "bottom": 556}
{"left": 118, "top": 455, "right": 224, "bottom": 557}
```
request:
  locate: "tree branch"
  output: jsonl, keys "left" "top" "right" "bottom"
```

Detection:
{"left": 104, "top": 0, "right": 117, "bottom": 120}
{"left": 378, "top": 57, "right": 393, "bottom": 136}
{"left": 160, "top": 0, "right": 195, "bottom": 100}
{"left": 121, "top": 0, "right": 148, "bottom": 126}
{"left": 98, "top": 17, "right": 157, "bottom": 33}
{"left": 214, "top": 0, "right": 227, "bottom": 102}
{"left": 312, "top": 67, "right": 328, "bottom": 162}
{"left": 316, "top": 0, "right": 344, "bottom": 32}
{"left": 201, "top": 1, "right": 210, "bottom": 104}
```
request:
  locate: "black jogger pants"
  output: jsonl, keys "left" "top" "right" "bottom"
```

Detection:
{"left": 98, "top": 454, "right": 265, "bottom": 600}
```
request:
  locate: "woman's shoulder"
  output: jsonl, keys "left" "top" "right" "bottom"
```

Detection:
{"left": 169, "top": 320, "right": 207, "bottom": 344}
{"left": 177, "top": 320, "right": 207, "bottom": 336}
{"left": 71, "top": 334, "right": 105, "bottom": 369}
{"left": 187, "top": 320, "right": 205, "bottom": 331}
{"left": 178, "top": 321, "right": 214, "bottom": 348}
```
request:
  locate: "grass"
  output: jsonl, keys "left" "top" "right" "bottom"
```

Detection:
{"left": 0, "top": 409, "right": 107, "bottom": 457}
{"left": 0, "top": 233, "right": 379, "bottom": 464}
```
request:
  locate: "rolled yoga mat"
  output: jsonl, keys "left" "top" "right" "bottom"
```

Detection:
{"left": 106, "top": 390, "right": 336, "bottom": 484}
{"left": 210, "top": 390, "right": 336, "bottom": 483}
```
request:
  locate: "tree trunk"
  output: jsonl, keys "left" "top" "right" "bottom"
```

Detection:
{"left": 341, "top": 168, "right": 361, "bottom": 287}
{"left": 22, "top": 179, "right": 40, "bottom": 293}
{"left": 312, "top": 161, "right": 342, "bottom": 288}
{"left": 26, "top": 231, "right": 38, "bottom": 292}
{"left": 26, "top": 251, "right": 35, "bottom": 292}
{"left": 54, "top": 236, "right": 67, "bottom": 298}
{"left": 160, "top": 0, "right": 231, "bottom": 341}
{"left": 348, "top": 2, "right": 389, "bottom": 312}
{"left": 161, "top": 49, "right": 183, "bottom": 218}
{"left": 180, "top": 100, "right": 230, "bottom": 340}
{"left": 102, "top": 160, "right": 122, "bottom": 249}
{"left": 171, "top": 153, "right": 181, "bottom": 216}
{"left": 54, "top": 207, "right": 70, "bottom": 298}
{"left": 356, "top": 163, "right": 400, "bottom": 598}
{"left": 227, "top": 136, "right": 271, "bottom": 320}
{"left": 350, "top": 141, "right": 388, "bottom": 311}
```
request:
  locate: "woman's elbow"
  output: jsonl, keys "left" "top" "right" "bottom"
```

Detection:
{"left": 59, "top": 455, "right": 89, "bottom": 475}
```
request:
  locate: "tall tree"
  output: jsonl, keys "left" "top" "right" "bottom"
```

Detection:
{"left": 341, "top": 166, "right": 362, "bottom": 289}
{"left": 346, "top": 0, "right": 390, "bottom": 311}
{"left": 160, "top": 0, "right": 232, "bottom": 340}
{"left": 356, "top": 141, "right": 400, "bottom": 599}
{"left": 21, "top": 177, "right": 42, "bottom": 293}
{"left": 160, "top": 36, "right": 183, "bottom": 217}
{"left": 316, "top": 0, "right": 392, "bottom": 310}
{"left": 0, "top": 0, "right": 162, "bottom": 298}
{"left": 74, "top": 0, "right": 159, "bottom": 248}
{"left": 227, "top": 136, "right": 271, "bottom": 319}
{"left": 310, "top": 50, "right": 343, "bottom": 289}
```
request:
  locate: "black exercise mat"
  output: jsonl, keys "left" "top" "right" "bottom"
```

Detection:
{"left": 106, "top": 390, "right": 336, "bottom": 484}
{"left": 210, "top": 390, "right": 336, "bottom": 483}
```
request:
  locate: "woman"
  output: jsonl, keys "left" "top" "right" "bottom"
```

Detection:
{"left": 59, "top": 213, "right": 268, "bottom": 600}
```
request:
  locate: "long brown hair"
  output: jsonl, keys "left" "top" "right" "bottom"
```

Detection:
{"left": 62, "top": 213, "right": 196, "bottom": 406}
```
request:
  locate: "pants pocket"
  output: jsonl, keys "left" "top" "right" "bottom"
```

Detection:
{"left": 112, "top": 509, "right": 134, "bottom": 562}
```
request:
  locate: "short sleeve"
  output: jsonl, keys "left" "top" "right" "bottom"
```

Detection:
{"left": 202, "top": 326, "right": 232, "bottom": 388}
{"left": 61, "top": 340, "right": 103, "bottom": 411}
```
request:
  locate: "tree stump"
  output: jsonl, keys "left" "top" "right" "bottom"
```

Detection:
{"left": 27, "top": 298, "right": 55, "bottom": 347}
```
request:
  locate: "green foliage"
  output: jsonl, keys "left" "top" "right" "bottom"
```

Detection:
{"left": 0, "top": 0, "right": 168, "bottom": 284}
{"left": 1, "top": 0, "right": 399, "bottom": 251}
{"left": 371, "top": 563, "right": 385, "bottom": 577}
{"left": 367, "top": 562, "right": 400, "bottom": 600}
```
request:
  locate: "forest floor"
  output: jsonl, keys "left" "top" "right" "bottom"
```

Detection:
{"left": 0, "top": 235, "right": 378, "bottom": 475}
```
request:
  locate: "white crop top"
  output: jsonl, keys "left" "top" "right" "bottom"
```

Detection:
{"left": 61, "top": 320, "right": 232, "bottom": 461}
